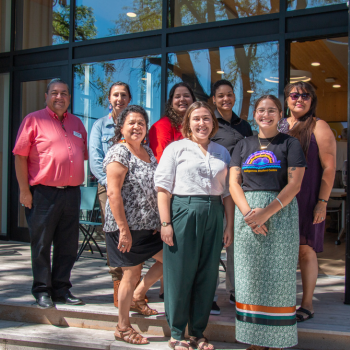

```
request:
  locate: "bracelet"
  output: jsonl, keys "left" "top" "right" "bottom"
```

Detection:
{"left": 244, "top": 209, "right": 253, "bottom": 218}
{"left": 276, "top": 197, "right": 284, "bottom": 209}
{"left": 318, "top": 198, "right": 328, "bottom": 203}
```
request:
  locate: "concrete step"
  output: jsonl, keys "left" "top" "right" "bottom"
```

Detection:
{"left": 0, "top": 302, "right": 349, "bottom": 350}
{"left": 0, "top": 319, "right": 261, "bottom": 350}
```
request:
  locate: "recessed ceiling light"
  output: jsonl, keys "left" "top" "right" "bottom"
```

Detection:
{"left": 265, "top": 77, "right": 279, "bottom": 83}
{"left": 247, "top": 90, "right": 254, "bottom": 93}
{"left": 216, "top": 70, "right": 225, "bottom": 74}
{"left": 311, "top": 62, "right": 320, "bottom": 66}
{"left": 141, "top": 77, "right": 147, "bottom": 80}
{"left": 333, "top": 84, "right": 341, "bottom": 88}
{"left": 127, "top": 12, "right": 137, "bottom": 17}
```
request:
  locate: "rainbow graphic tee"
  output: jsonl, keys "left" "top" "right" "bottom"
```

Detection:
{"left": 242, "top": 150, "right": 281, "bottom": 173}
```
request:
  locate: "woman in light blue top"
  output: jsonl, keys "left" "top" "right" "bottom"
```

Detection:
{"left": 89, "top": 82, "right": 131, "bottom": 305}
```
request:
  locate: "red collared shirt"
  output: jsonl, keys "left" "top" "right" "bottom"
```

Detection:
{"left": 13, "top": 106, "right": 88, "bottom": 187}
{"left": 148, "top": 116, "right": 183, "bottom": 163}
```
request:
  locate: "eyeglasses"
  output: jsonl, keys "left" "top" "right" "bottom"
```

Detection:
{"left": 289, "top": 92, "right": 311, "bottom": 101}
{"left": 255, "top": 108, "right": 279, "bottom": 116}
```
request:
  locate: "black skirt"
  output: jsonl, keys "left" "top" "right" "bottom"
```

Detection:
{"left": 105, "top": 229, "right": 163, "bottom": 267}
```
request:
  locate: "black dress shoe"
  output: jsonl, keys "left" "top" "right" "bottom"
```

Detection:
{"left": 36, "top": 295, "right": 54, "bottom": 309}
{"left": 52, "top": 291, "right": 84, "bottom": 305}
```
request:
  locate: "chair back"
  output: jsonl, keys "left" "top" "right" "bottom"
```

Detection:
{"left": 80, "top": 187, "right": 98, "bottom": 211}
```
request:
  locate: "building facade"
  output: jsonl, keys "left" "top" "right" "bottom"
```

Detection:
{"left": 0, "top": 0, "right": 348, "bottom": 244}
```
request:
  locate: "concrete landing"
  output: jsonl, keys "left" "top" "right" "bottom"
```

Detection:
{"left": 0, "top": 241, "right": 349, "bottom": 350}
{"left": 0, "top": 320, "right": 300, "bottom": 350}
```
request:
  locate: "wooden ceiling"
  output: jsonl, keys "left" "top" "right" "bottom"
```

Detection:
{"left": 290, "top": 39, "right": 348, "bottom": 94}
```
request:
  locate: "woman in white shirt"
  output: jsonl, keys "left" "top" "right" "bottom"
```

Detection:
{"left": 155, "top": 101, "right": 234, "bottom": 350}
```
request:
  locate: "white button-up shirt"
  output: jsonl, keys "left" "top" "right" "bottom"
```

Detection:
{"left": 154, "top": 139, "right": 230, "bottom": 197}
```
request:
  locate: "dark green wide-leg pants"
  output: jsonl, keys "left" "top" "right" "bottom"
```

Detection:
{"left": 163, "top": 195, "right": 224, "bottom": 340}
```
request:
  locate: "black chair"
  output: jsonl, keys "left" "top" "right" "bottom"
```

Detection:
{"left": 76, "top": 187, "right": 104, "bottom": 261}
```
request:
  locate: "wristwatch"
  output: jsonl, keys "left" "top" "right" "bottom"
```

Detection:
{"left": 162, "top": 222, "right": 172, "bottom": 227}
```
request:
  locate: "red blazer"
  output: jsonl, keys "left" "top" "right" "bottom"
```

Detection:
{"left": 149, "top": 116, "right": 183, "bottom": 163}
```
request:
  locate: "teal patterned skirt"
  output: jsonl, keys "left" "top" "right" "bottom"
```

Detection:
{"left": 234, "top": 191, "right": 299, "bottom": 348}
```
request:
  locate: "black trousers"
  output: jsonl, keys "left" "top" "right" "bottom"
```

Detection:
{"left": 25, "top": 185, "right": 81, "bottom": 299}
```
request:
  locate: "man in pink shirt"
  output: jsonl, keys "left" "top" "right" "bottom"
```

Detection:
{"left": 13, "top": 79, "right": 88, "bottom": 309}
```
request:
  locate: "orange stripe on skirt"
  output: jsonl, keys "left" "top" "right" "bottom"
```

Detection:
{"left": 236, "top": 302, "right": 296, "bottom": 314}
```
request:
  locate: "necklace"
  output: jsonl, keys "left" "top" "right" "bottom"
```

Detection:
{"left": 258, "top": 133, "right": 279, "bottom": 150}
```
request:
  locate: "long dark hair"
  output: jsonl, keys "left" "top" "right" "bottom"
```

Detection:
{"left": 284, "top": 82, "right": 317, "bottom": 157}
{"left": 164, "top": 82, "right": 196, "bottom": 128}
{"left": 111, "top": 105, "right": 149, "bottom": 145}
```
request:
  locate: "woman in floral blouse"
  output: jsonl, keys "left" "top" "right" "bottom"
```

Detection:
{"left": 103, "top": 105, "right": 163, "bottom": 346}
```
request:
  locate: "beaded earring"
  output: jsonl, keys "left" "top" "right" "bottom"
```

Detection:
{"left": 142, "top": 136, "right": 148, "bottom": 145}
{"left": 120, "top": 135, "right": 126, "bottom": 143}
{"left": 108, "top": 104, "right": 113, "bottom": 119}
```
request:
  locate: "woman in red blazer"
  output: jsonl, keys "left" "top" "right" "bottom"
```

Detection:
{"left": 149, "top": 82, "right": 196, "bottom": 162}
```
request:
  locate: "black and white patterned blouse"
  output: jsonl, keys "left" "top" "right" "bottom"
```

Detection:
{"left": 102, "top": 144, "right": 161, "bottom": 232}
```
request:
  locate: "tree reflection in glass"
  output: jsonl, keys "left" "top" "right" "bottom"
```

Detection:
{"left": 287, "top": 0, "right": 346, "bottom": 11}
{"left": 167, "top": 43, "right": 279, "bottom": 129}
{"left": 75, "top": 0, "right": 162, "bottom": 41}
{"left": 73, "top": 55, "right": 161, "bottom": 129}
{"left": 169, "top": 0, "right": 279, "bottom": 27}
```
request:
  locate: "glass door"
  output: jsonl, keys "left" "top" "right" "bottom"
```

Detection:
{"left": 10, "top": 66, "right": 68, "bottom": 242}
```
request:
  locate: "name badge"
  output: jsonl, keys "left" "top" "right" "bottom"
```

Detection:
{"left": 73, "top": 131, "right": 82, "bottom": 138}
{"left": 211, "top": 152, "right": 223, "bottom": 160}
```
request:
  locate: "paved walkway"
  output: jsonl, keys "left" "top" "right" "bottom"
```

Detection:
{"left": 0, "top": 240, "right": 349, "bottom": 349}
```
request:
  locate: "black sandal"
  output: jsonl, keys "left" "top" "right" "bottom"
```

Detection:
{"left": 296, "top": 307, "right": 314, "bottom": 322}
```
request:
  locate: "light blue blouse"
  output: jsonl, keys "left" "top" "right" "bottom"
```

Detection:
{"left": 89, "top": 115, "right": 115, "bottom": 186}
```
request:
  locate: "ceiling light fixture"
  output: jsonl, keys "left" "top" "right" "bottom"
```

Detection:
{"left": 311, "top": 62, "right": 320, "bottom": 66}
{"left": 216, "top": 70, "right": 225, "bottom": 74}
{"left": 141, "top": 77, "right": 147, "bottom": 80}
{"left": 265, "top": 70, "right": 312, "bottom": 83}
{"left": 333, "top": 84, "right": 341, "bottom": 88}
{"left": 247, "top": 90, "right": 254, "bottom": 93}
{"left": 265, "top": 77, "right": 279, "bottom": 83}
{"left": 325, "top": 77, "right": 336, "bottom": 83}
{"left": 127, "top": 12, "right": 137, "bottom": 17}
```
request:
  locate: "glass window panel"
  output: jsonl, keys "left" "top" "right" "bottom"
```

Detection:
{"left": 0, "top": 0, "right": 11, "bottom": 52}
{"left": 168, "top": 42, "right": 279, "bottom": 130}
{"left": 290, "top": 37, "right": 348, "bottom": 123}
{"left": 287, "top": 0, "right": 346, "bottom": 11}
{"left": 0, "top": 73, "right": 9, "bottom": 234}
{"left": 75, "top": 0, "right": 162, "bottom": 41}
{"left": 73, "top": 55, "right": 161, "bottom": 187}
{"left": 169, "top": 0, "right": 279, "bottom": 27}
{"left": 16, "top": 0, "right": 70, "bottom": 50}
{"left": 18, "top": 79, "right": 51, "bottom": 228}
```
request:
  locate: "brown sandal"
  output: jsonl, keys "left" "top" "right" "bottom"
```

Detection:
{"left": 114, "top": 325, "right": 149, "bottom": 345}
{"left": 168, "top": 339, "right": 192, "bottom": 349}
{"left": 130, "top": 298, "right": 158, "bottom": 316}
{"left": 189, "top": 337, "right": 215, "bottom": 350}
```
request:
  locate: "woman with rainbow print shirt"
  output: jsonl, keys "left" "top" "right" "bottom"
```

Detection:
{"left": 229, "top": 95, "right": 306, "bottom": 350}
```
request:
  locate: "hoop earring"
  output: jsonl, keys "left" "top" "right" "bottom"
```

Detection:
{"left": 108, "top": 104, "right": 113, "bottom": 119}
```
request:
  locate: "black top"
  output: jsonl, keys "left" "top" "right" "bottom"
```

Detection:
{"left": 230, "top": 133, "right": 307, "bottom": 192}
{"left": 211, "top": 109, "right": 253, "bottom": 156}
